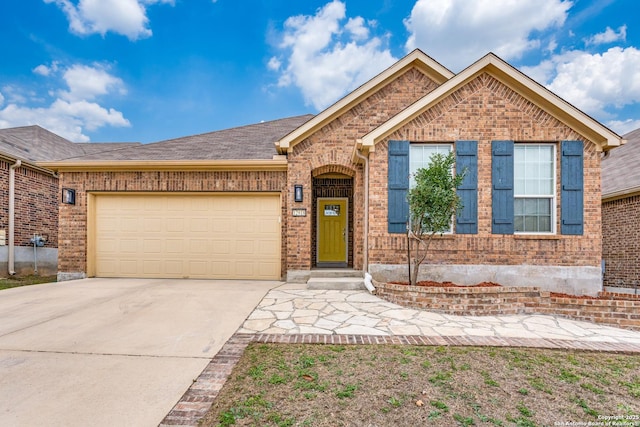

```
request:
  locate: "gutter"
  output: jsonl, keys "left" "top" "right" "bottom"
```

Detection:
{"left": 8, "top": 159, "right": 21, "bottom": 275}
{"left": 353, "top": 147, "right": 375, "bottom": 293}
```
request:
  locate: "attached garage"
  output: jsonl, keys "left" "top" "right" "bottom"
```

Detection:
{"left": 89, "top": 193, "right": 281, "bottom": 280}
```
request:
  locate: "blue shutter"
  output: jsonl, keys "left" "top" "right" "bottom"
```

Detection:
{"left": 561, "top": 140, "right": 584, "bottom": 235}
{"left": 455, "top": 140, "right": 478, "bottom": 234}
{"left": 491, "top": 140, "right": 514, "bottom": 234}
{"left": 388, "top": 140, "right": 409, "bottom": 234}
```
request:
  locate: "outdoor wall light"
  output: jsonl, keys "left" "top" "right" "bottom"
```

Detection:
{"left": 294, "top": 185, "right": 303, "bottom": 202}
{"left": 62, "top": 188, "right": 76, "bottom": 205}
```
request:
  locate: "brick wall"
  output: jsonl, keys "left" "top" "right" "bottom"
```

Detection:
{"left": 376, "top": 282, "right": 640, "bottom": 330}
{"left": 287, "top": 68, "right": 440, "bottom": 270}
{"left": 57, "top": 170, "right": 286, "bottom": 275}
{"left": 602, "top": 195, "right": 640, "bottom": 289}
{"left": 367, "top": 72, "right": 602, "bottom": 268}
{"left": 0, "top": 160, "right": 58, "bottom": 248}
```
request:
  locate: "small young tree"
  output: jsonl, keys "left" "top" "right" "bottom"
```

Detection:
{"left": 408, "top": 151, "right": 465, "bottom": 286}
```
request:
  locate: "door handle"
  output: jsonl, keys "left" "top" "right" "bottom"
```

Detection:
{"left": 342, "top": 228, "right": 346, "bottom": 241}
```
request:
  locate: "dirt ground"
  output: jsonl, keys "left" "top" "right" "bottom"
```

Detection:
{"left": 201, "top": 344, "right": 640, "bottom": 427}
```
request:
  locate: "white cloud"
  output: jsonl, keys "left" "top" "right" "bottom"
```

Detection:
{"left": 60, "top": 64, "right": 127, "bottom": 101}
{"left": 585, "top": 25, "right": 627, "bottom": 46}
{"left": 267, "top": 57, "right": 281, "bottom": 72}
{"left": 608, "top": 118, "right": 640, "bottom": 136}
{"left": 271, "top": 0, "right": 396, "bottom": 111}
{"left": 404, "top": 0, "right": 572, "bottom": 71}
{"left": 522, "top": 47, "right": 640, "bottom": 119}
{"left": 43, "top": 0, "right": 174, "bottom": 40}
{"left": 0, "top": 63, "right": 130, "bottom": 141}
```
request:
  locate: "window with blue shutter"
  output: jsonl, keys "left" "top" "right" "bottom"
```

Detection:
{"left": 561, "top": 140, "right": 584, "bottom": 235}
{"left": 491, "top": 140, "right": 514, "bottom": 234}
{"left": 455, "top": 140, "right": 478, "bottom": 234}
{"left": 388, "top": 140, "right": 409, "bottom": 233}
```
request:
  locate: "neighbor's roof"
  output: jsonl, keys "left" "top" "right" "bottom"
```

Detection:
{"left": 602, "top": 127, "right": 640, "bottom": 200}
{"left": 0, "top": 125, "right": 141, "bottom": 162}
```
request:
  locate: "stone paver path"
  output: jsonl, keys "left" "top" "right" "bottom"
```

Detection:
{"left": 238, "top": 285, "right": 640, "bottom": 344}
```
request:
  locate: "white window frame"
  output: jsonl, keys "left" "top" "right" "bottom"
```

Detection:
{"left": 514, "top": 143, "right": 557, "bottom": 235}
{"left": 409, "top": 143, "right": 454, "bottom": 234}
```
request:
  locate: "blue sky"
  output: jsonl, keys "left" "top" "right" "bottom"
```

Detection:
{"left": 1, "top": 0, "right": 639, "bottom": 143}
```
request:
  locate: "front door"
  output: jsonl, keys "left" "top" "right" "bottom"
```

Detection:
{"left": 317, "top": 198, "right": 348, "bottom": 265}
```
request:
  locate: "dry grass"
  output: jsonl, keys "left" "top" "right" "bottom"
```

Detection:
{"left": 0, "top": 275, "right": 57, "bottom": 290}
{"left": 200, "top": 343, "right": 640, "bottom": 427}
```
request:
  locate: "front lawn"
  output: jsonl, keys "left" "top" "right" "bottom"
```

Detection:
{"left": 0, "top": 275, "right": 57, "bottom": 290}
{"left": 201, "top": 344, "right": 640, "bottom": 426}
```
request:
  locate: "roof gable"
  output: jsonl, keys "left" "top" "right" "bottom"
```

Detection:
{"left": 275, "top": 49, "right": 454, "bottom": 154}
{"left": 358, "top": 53, "right": 624, "bottom": 153}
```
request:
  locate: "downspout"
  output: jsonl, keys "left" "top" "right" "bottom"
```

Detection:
{"left": 353, "top": 148, "right": 375, "bottom": 293}
{"left": 8, "top": 159, "right": 21, "bottom": 275}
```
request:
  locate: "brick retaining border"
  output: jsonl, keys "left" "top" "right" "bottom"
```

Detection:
{"left": 375, "top": 283, "right": 640, "bottom": 331}
{"left": 159, "top": 332, "right": 640, "bottom": 427}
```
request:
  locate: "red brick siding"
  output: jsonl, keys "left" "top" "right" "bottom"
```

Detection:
{"left": 376, "top": 283, "right": 640, "bottom": 330}
{"left": 602, "top": 195, "right": 640, "bottom": 289}
{"left": 287, "top": 68, "right": 441, "bottom": 270}
{"left": 0, "top": 160, "right": 58, "bottom": 248}
{"left": 57, "top": 170, "right": 286, "bottom": 275}
{"left": 368, "top": 73, "right": 601, "bottom": 268}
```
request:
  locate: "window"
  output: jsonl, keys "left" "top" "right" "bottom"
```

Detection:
{"left": 514, "top": 144, "right": 555, "bottom": 233}
{"left": 409, "top": 143, "right": 454, "bottom": 233}
{"left": 409, "top": 144, "right": 452, "bottom": 186}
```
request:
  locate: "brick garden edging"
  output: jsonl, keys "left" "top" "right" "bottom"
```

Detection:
{"left": 375, "top": 282, "right": 640, "bottom": 331}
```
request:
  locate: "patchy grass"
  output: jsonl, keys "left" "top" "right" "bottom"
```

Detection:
{"left": 201, "top": 344, "right": 640, "bottom": 427}
{"left": 0, "top": 275, "right": 56, "bottom": 290}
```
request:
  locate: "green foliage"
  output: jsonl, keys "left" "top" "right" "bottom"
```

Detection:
{"left": 407, "top": 151, "right": 465, "bottom": 285}
{"left": 408, "top": 151, "right": 464, "bottom": 238}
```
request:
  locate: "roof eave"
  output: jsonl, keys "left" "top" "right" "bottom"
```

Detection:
{"left": 36, "top": 159, "right": 288, "bottom": 173}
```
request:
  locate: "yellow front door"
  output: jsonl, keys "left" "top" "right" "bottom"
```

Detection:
{"left": 317, "top": 198, "right": 347, "bottom": 263}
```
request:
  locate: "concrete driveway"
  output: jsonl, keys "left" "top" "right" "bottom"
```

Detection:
{"left": 0, "top": 278, "right": 281, "bottom": 427}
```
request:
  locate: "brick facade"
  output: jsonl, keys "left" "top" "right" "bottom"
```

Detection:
{"left": 602, "top": 195, "right": 640, "bottom": 289}
{"left": 367, "top": 73, "right": 601, "bottom": 269}
{"left": 0, "top": 160, "right": 58, "bottom": 248}
{"left": 286, "top": 68, "right": 440, "bottom": 271}
{"left": 57, "top": 170, "right": 286, "bottom": 275}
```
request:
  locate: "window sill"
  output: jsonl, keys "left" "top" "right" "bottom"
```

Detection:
{"left": 513, "top": 234, "right": 560, "bottom": 240}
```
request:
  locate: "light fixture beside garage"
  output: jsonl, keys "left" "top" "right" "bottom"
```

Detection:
{"left": 294, "top": 184, "right": 303, "bottom": 202}
{"left": 62, "top": 188, "right": 76, "bottom": 205}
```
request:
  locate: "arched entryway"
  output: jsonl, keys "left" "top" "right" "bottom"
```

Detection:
{"left": 312, "top": 167, "right": 354, "bottom": 268}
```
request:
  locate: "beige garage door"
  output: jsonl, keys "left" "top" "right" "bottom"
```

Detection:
{"left": 93, "top": 193, "right": 281, "bottom": 280}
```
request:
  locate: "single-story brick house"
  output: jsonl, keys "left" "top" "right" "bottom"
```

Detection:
{"left": 0, "top": 125, "right": 139, "bottom": 276}
{"left": 602, "top": 127, "right": 640, "bottom": 294}
{"left": 38, "top": 50, "right": 624, "bottom": 295}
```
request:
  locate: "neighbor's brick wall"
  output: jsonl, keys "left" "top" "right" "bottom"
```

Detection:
{"left": 287, "top": 68, "right": 441, "bottom": 270}
{"left": 602, "top": 195, "right": 640, "bottom": 289}
{"left": 57, "top": 170, "right": 286, "bottom": 275}
{"left": 0, "top": 160, "right": 58, "bottom": 248}
{"left": 376, "top": 282, "right": 640, "bottom": 330}
{"left": 368, "top": 72, "right": 602, "bottom": 268}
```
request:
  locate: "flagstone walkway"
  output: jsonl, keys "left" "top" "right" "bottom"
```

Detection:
{"left": 237, "top": 284, "right": 640, "bottom": 344}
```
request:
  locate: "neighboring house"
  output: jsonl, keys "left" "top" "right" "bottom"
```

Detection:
{"left": 602, "top": 127, "right": 640, "bottom": 294}
{"left": 0, "top": 125, "right": 140, "bottom": 276}
{"left": 38, "top": 50, "right": 624, "bottom": 295}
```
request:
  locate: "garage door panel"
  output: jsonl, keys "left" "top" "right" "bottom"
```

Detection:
{"left": 95, "top": 194, "right": 280, "bottom": 280}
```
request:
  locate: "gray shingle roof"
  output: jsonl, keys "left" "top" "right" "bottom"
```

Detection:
{"left": 0, "top": 125, "right": 141, "bottom": 162}
{"left": 67, "top": 115, "right": 314, "bottom": 161}
{"left": 602, "top": 127, "right": 640, "bottom": 198}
